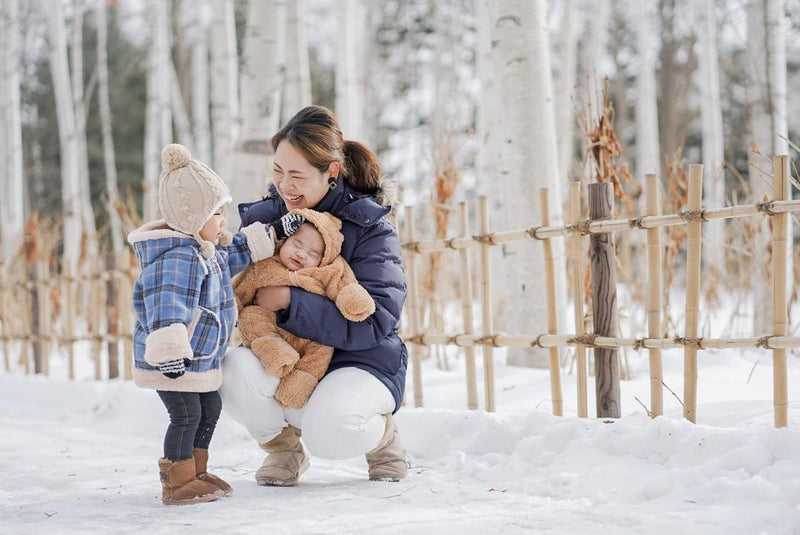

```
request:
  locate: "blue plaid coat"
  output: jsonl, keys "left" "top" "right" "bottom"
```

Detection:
{"left": 128, "top": 220, "right": 267, "bottom": 392}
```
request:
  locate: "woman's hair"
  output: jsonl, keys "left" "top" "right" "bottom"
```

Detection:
{"left": 270, "top": 105, "right": 382, "bottom": 193}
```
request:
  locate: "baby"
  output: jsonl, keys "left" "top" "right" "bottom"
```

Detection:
{"left": 233, "top": 208, "right": 375, "bottom": 408}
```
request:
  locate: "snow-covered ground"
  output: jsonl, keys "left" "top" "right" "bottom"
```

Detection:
{"left": 3, "top": 343, "right": 800, "bottom": 534}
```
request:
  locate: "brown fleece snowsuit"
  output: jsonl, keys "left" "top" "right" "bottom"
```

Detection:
{"left": 233, "top": 208, "right": 375, "bottom": 408}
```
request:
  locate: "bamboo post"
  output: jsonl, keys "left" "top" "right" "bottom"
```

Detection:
{"left": 20, "top": 281, "right": 31, "bottom": 374}
{"left": 106, "top": 251, "right": 120, "bottom": 379}
{"left": 478, "top": 195, "right": 495, "bottom": 412}
{"left": 570, "top": 182, "right": 588, "bottom": 417}
{"left": 588, "top": 182, "right": 620, "bottom": 418}
{"left": 457, "top": 202, "right": 479, "bottom": 410}
{"left": 539, "top": 188, "right": 563, "bottom": 416}
{"left": 404, "top": 205, "right": 423, "bottom": 407}
{"left": 683, "top": 164, "right": 703, "bottom": 423}
{"left": 64, "top": 262, "right": 76, "bottom": 380}
{"left": 90, "top": 258, "right": 103, "bottom": 380}
{"left": 37, "top": 260, "right": 51, "bottom": 376}
{"left": 645, "top": 173, "right": 664, "bottom": 417}
{"left": 119, "top": 250, "right": 134, "bottom": 381}
{"left": 772, "top": 155, "right": 789, "bottom": 428}
{"left": 0, "top": 265, "right": 9, "bottom": 372}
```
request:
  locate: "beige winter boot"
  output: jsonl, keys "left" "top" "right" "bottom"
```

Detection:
{"left": 158, "top": 457, "right": 225, "bottom": 505}
{"left": 193, "top": 448, "right": 233, "bottom": 496}
{"left": 365, "top": 414, "right": 408, "bottom": 482}
{"left": 255, "top": 425, "right": 310, "bottom": 486}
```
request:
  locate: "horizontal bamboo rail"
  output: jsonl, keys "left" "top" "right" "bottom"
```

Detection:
{"left": 403, "top": 198, "right": 800, "bottom": 254}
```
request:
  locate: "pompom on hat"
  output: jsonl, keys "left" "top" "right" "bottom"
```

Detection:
{"left": 158, "top": 144, "right": 233, "bottom": 258}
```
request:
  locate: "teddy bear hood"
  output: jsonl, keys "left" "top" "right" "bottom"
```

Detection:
{"left": 289, "top": 208, "right": 344, "bottom": 266}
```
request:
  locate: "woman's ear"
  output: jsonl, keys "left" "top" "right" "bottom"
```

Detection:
{"left": 327, "top": 161, "right": 340, "bottom": 179}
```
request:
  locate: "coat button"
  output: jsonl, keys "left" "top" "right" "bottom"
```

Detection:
{"left": 364, "top": 218, "right": 370, "bottom": 223}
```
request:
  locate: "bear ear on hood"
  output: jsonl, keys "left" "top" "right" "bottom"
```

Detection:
{"left": 322, "top": 212, "right": 342, "bottom": 231}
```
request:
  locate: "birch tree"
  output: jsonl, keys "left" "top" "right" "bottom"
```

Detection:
{"left": 47, "top": 0, "right": 83, "bottom": 268}
{"left": 493, "top": 0, "right": 565, "bottom": 367}
{"left": 694, "top": 0, "right": 726, "bottom": 274}
{"left": 556, "top": 0, "right": 578, "bottom": 184}
{"left": 231, "top": 0, "right": 287, "bottom": 227}
{"left": 143, "top": 0, "right": 173, "bottom": 221}
{"left": 95, "top": 0, "right": 123, "bottom": 254}
{"left": 476, "top": 0, "right": 498, "bottom": 191}
{"left": 746, "top": 0, "right": 788, "bottom": 333}
{"left": 635, "top": 0, "right": 660, "bottom": 178}
{"left": 335, "top": 0, "right": 366, "bottom": 141}
{"left": 0, "top": 0, "right": 25, "bottom": 265}
{"left": 191, "top": 1, "right": 212, "bottom": 164}
{"left": 210, "top": 0, "right": 239, "bottom": 185}
{"left": 282, "top": 0, "right": 312, "bottom": 125}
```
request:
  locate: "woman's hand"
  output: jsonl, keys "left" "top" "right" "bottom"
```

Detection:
{"left": 256, "top": 286, "right": 291, "bottom": 311}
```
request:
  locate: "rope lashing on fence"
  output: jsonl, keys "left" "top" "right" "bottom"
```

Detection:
{"left": 673, "top": 336, "right": 704, "bottom": 350}
{"left": 682, "top": 210, "right": 708, "bottom": 222}
{"left": 757, "top": 200, "right": 779, "bottom": 216}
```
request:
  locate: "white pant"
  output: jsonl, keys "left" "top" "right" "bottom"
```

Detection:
{"left": 220, "top": 346, "right": 396, "bottom": 460}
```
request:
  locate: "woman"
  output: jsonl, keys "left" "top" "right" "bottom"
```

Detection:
{"left": 220, "top": 105, "right": 408, "bottom": 485}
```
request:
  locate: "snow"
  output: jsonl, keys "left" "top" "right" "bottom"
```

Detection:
{"left": 3, "top": 345, "right": 800, "bottom": 534}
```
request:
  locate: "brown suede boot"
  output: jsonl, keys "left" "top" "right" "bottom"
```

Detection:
{"left": 256, "top": 425, "right": 310, "bottom": 487}
{"left": 158, "top": 457, "right": 225, "bottom": 505}
{"left": 193, "top": 448, "right": 233, "bottom": 496}
{"left": 365, "top": 414, "right": 408, "bottom": 482}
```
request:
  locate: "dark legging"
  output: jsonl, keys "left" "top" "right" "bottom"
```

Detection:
{"left": 156, "top": 390, "right": 222, "bottom": 461}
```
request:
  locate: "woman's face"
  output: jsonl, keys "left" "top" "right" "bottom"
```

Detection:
{"left": 272, "top": 141, "right": 336, "bottom": 210}
{"left": 278, "top": 223, "right": 324, "bottom": 271}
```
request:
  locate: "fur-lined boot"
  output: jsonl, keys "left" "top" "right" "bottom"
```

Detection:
{"left": 256, "top": 425, "right": 309, "bottom": 486}
{"left": 365, "top": 414, "right": 408, "bottom": 482}
{"left": 192, "top": 448, "right": 233, "bottom": 496}
{"left": 158, "top": 457, "right": 225, "bottom": 505}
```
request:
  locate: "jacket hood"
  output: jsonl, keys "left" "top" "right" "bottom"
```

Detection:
{"left": 289, "top": 209, "right": 344, "bottom": 266}
{"left": 127, "top": 219, "right": 200, "bottom": 269}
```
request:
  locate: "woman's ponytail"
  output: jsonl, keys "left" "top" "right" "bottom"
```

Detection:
{"left": 342, "top": 140, "right": 382, "bottom": 193}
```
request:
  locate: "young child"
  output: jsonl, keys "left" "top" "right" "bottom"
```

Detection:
{"left": 127, "top": 143, "right": 303, "bottom": 505}
{"left": 232, "top": 208, "right": 375, "bottom": 410}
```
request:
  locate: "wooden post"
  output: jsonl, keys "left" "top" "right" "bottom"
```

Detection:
{"left": 403, "top": 205, "right": 424, "bottom": 408}
{"left": 570, "top": 182, "right": 588, "bottom": 417}
{"left": 64, "top": 262, "right": 76, "bottom": 380}
{"left": 539, "top": 188, "right": 563, "bottom": 416}
{"left": 119, "top": 250, "right": 134, "bottom": 381}
{"left": 0, "top": 265, "right": 9, "bottom": 372}
{"left": 772, "top": 155, "right": 789, "bottom": 428}
{"left": 457, "top": 202, "right": 479, "bottom": 410}
{"left": 477, "top": 195, "right": 495, "bottom": 412}
{"left": 29, "top": 259, "right": 44, "bottom": 374}
{"left": 106, "top": 251, "right": 120, "bottom": 379}
{"left": 645, "top": 173, "right": 664, "bottom": 417}
{"left": 588, "top": 182, "right": 620, "bottom": 418}
{"left": 683, "top": 164, "right": 703, "bottom": 423}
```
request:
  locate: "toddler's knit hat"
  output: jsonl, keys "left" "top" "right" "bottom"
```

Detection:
{"left": 158, "top": 144, "right": 233, "bottom": 258}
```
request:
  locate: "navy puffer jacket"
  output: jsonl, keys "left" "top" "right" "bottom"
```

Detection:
{"left": 238, "top": 180, "right": 408, "bottom": 412}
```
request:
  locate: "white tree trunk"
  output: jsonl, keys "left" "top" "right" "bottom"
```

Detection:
{"left": 191, "top": 1, "right": 212, "bottom": 164}
{"left": 232, "top": 0, "right": 287, "bottom": 227}
{"left": 210, "top": 0, "right": 239, "bottom": 187}
{"left": 144, "top": 0, "right": 173, "bottom": 221}
{"left": 170, "top": 60, "right": 196, "bottom": 149}
{"left": 476, "top": 0, "right": 499, "bottom": 194}
{"left": 695, "top": 0, "right": 725, "bottom": 274}
{"left": 0, "top": 0, "right": 25, "bottom": 264}
{"left": 746, "top": 0, "right": 788, "bottom": 334}
{"left": 95, "top": 0, "right": 123, "bottom": 253}
{"left": 335, "top": 0, "right": 366, "bottom": 141}
{"left": 579, "top": 0, "right": 610, "bottom": 177}
{"left": 635, "top": 0, "right": 660, "bottom": 178}
{"left": 282, "top": 0, "right": 312, "bottom": 124}
{"left": 47, "top": 0, "right": 83, "bottom": 268}
{"left": 494, "top": 0, "right": 566, "bottom": 367}
{"left": 556, "top": 0, "right": 578, "bottom": 185}
{"left": 70, "top": 0, "right": 98, "bottom": 256}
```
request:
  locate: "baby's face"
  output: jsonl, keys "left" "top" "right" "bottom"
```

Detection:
{"left": 279, "top": 223, "right": 324, "bottom": 271}
{"left": 199, "top": 203, "right": 228, "bottom": 245}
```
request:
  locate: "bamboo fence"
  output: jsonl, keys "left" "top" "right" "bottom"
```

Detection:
{"left": 402, "top": 157, "right": 800, "bottom": 427}
{"left": 2, "top": 158, "right": 799, "bottom": 428}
